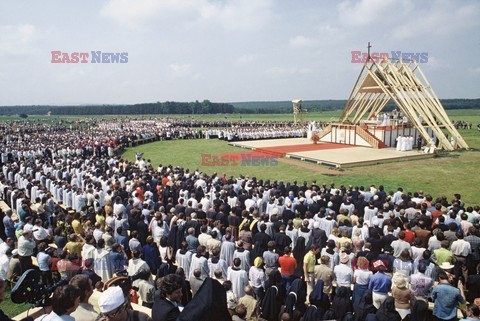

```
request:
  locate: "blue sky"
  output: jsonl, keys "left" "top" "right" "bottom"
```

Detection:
{"left": 0, "top": 0, "right": 479, "bottom": 105}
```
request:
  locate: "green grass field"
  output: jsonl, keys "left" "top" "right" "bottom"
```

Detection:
{"left": 121, "top": 109, "right": 480, "bottom": 206}
{"left": 0, "top": 286, "right": 31, "bottom": 318}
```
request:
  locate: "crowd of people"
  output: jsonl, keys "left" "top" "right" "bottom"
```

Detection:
{"left": 0, "top": 119, "right": 479, "bottom": 321}
{"left": 205, "top": 126, "right": 307, "bottom": 141}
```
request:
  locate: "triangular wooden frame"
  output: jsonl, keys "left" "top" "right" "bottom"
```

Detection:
{"left": 339, "top": 58, "right": 468, "bottom": 151}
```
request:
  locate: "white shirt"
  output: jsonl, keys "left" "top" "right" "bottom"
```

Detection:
{"left": 33, "top": 226, "right": 50, "bottom": 241}
{"left": 0, "top": 254, "right": 10, "bottom": 280}
{"left": 451, "top": 239, "right": 471, "bottom": 257}
{"left": 354, "top": 269, "right": 372, "bottom": 285}
{"left": 18, "top": 235, "right": 36, "bottom": 256}
{"left": 334, "top": 263, "right": 353, "bottom": 287}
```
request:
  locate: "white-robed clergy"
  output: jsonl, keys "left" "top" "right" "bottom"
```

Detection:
{"left": 127, "top": 254, "right": 150, "bottom": 287}
{"left": 208, "top": 255, "right": 228, "bottom": 279}
{"left": 396, "top": 135, "right": 402, "bottom": 151}
{"left": 227, "top": 258, "right": 249, "bottom": 299}
{"left": 220, "top": 237, "right": 236, "bottom": 266}
{"left": 232, "top": 242, "right": 251, "bottom": 272}
{"left": 400, "top": 136, "right": 407, "bottom": 151}
{"left": 176, "top": 247, "right": 193, "bottom": 278}
{"left": 189, "top": 250, "right": 209, "bottom": 280}
{"left": 408, "top": 136, "right": 414, "bottom": 151}
{"left": 93, "top": 245, "right": 113, "bottom": 283}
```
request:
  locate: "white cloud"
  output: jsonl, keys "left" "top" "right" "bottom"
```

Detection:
{"left": 289, "top": 35, "right": 315, "bottom": 48}
{"left": 337, "top": 0, "right": 406, "bottom": 27}
{"left": 390, "top": 1, "right": 480, "bottom": 40}
{"left": 169, "top": 63, "right": 191, "bottom": 77}
{"left": 199, "top": 0, "right": 275, "bottom": 31}
{"left": 101, "top": 0, "right": 275, "bottom": 31}
{"left": 265, "top": 66, "right": 312, "bottom": 75}
{"left": 0, "top": 24, "right": 37, "bottom": 55}
{"left": 236, "top": 54, "right": 255, "bottom": 65}
{"left": 100, "top": 0, "right": 196, "bottom": 29}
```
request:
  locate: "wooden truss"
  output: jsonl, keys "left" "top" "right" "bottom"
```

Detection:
{"left": 339, "top": 58, "right": 468, "bottom": 150}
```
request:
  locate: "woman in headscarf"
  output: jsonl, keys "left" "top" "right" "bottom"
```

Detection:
{"left": 264, "top": 269, "right": 286, "bottom": 304}
{"left": 376, "top": 297, "right": 401, "bottom": 321}
{"left": 354, "top": 290, "right": 376, "bottom": 321}
{"left": 250, "top": 240, "right": 265, "bottom": 266}
{"left": 293, "top": 236, "right": 306, "bottom": 277}
{"left": 261, "top": 283, "right": 280, "bottom": 321}
{"left": 301, "top": 305, "right": 318, "bottom": 321}
{"left": 249, "top": 257, "right": 266, "bottom": 301}
{"left": 289, "top": 278, "right": 307, "bottom": 315}
{"left": 331, "top": 285, "right": 353, "bottom": 321}
{"left": 391, "top": 274, "right": 415, "bottom": 319}
{"left": 352, "top": 257, "right": 373, "bottom": 306}
{"left": 309, "top": 279, "right": 330, "bottom": 320}
{"left": 409, "top": 299, "right": 428, "bottom": 321}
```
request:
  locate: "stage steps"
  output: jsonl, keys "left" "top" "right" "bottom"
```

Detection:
{"left": 355, "top": 126, "right": 388, "bottom": 149}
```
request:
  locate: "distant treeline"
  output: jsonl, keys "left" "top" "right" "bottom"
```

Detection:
{"left": 0, "top": 100, "right": 234, "bottom": 116}
{"left": 0, "top": 98, "right": 478, "bottom": 115}
{"left": 230, "top": 99, "right": 480, "bottom": 114}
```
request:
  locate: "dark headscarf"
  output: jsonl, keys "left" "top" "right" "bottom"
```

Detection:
{"left": 289, "top": 278, "right": 307, "bottom": 314}
{"left": 376, "top": 297, "right": 401, "bottom": 321}
{"left": 284, "top": 292, "right": 297, "bottom": 316}
{"left": 309, "top": 279, "right": 330, "bottom": 320}
{"left": 293, "top": 237, "right": 306, "bottom": 277}
{"left": 409, "top": 299, "right": 428, "bottom": 321}
{"left": 261, "top": 285, "right": 279, "bottom": 321}
{"left": 301, "top": 305, "right": 318, "bottom": 321}
{"left": 251, "top": 240, "right": 265, "bottom": 265}
{"left": 354, "top": 290, "right": 376, "bottom": 321}
{"left": 177, "top": 278, "right": 231, "bottom": 321}
{"left": 331, "top": 286, "right": 353, "bottom": 320}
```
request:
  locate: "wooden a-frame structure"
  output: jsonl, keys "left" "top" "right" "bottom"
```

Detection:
{"left": 339, "top": 56, "right": 468, "bottom": 151}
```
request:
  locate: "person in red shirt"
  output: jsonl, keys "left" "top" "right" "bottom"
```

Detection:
{"left": 135, "top": 186, "right": 144, "bottom": 202}
{"left": 278, "top": 246, "right": 297, "bottom": 292}
{"left": 430, "top": 203, "right": 444, "bottom": 228}
{"left": 402, "top": 223, "right": 416, "bottom": 244}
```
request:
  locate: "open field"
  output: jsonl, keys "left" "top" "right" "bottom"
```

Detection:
{"left": 0, "top": 111, "right": 342, "bottom": 123}
{"left": 121, "top": 109, "right": 480, "bottom": 206}
{"left": 1, "top": 109, "right": 478, "bottom": 123}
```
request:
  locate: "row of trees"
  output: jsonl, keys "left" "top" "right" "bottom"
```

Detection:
{"left": 0, "top": 99, "right": 478, "bottom": 116}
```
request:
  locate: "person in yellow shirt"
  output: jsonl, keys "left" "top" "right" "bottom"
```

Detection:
{"left": 72, "top": 213, "right": 85, "bottom": 236}
{"left": 96, "top": 211, "right": 106, "bottom": 228}
{"left": 434, "top": 240, "right": 455, "bottom": 266}
{"left": 304, "top": 245, "right": 320, "bottom": 297}
{"left": 64, "top": 234, "right": 85, "bottom": 258}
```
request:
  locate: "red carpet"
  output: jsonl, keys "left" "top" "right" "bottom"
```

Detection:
{"left": 214, "top": 142, "right": 352, "bottom": 162}
{"left": 255, "top": 142, "right": 353, "bottom": 157}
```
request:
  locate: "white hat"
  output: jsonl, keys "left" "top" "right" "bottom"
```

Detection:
{"left": 99, "top": 286, "right": 125, "bottom": 313}
{"left": 12, "top": 249, "right": 18, "bottom": 256}
{"left": 272, "top": 208, "right": 279, "bottom": 215}
{"left": 327, "top": 201, "right": 333, "bottom": 208}
{"left": 299, "top": 197, "right": 305, "bottom": 202}
{"left": 439, "top": 262, "right": 454, "bottom": 270}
